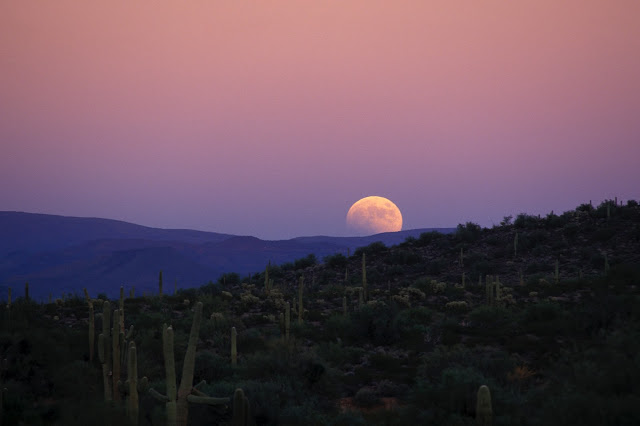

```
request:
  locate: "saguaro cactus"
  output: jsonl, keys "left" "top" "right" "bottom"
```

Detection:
{"left": 149, "top": 303, "right": 230, "bottom": 426}
{"left": 362, "top": 253, "right": 367, "bottom": 301}
{"left": 127, "top": 341, "right": 146, "bottom": 426}
{"left": 159, "top": 271, "right": 163, "bottom": 296}
{"left": 232, "top": 388, "right": 250, "bottom": 426}
{"left": 264, "top": 262, "right": 270, "bottom": 295}
{"left": 486, "top": 276, "right": 501, "bottom": 306}
{"left": 112, "top": 309, "right": 122, "bottom": 401}
{"left": 6, "top": 288, "right": 10, "bottom": 308}
{"left": 233, "top": 388, "right": 245, "bottom": 426}
{"left": 342, "top": 295, "right": 347, "bottom": 317}
{"left": 24, "top": 282, "right": 29, "bottom": 301}
{"left": 476, "top": 385, "right": 492, "bottom": 425}
{"left": 98, "top": 301, "right": 112, "bottom": 401}
{"left": 298, "top": 276, "right": 304, "bottom": 324}
{"left": 231, "top": 327, "right": 237, "bottom": 366}
{"left": 88, "top": 301, "right": 95, "bottom": 362}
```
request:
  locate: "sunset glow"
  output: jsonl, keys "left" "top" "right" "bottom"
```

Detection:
{"left": 1, "top": 1, "right": 638, "bottom": 238}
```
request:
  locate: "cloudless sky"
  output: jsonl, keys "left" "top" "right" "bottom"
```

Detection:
{"left": 1, "top": 1, "right": 639, "bottom": 239}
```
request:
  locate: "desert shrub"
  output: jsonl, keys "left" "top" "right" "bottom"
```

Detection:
{"left": 417, "top": 231, "right": 444, "bottom": 246}
{"left": 354, "top": 241, "right": 387, "bottom": 258}
{"left": 522, "top": 302, "right": 562, "bottom": 322}
{"left": 217, "top": 272, "right": 240, "bottom": 286}
{"left": 425, "top": 258, "right": 447, "bottom": 275}
{"left": 445, "top": 301, "right": 469, "bottom": 313}
{"left": 455, "top": 222, "right": 483, "bottom": 242}
{"left": 387, "top": 249, "right": 421, "bottom": 265}
{"left": 348, "top": 303, "right": 400, "bottom": 346}
{"left": 469, "top": 306, "right": 512, "bottom": 327}
{"left": 317, "top": 342, "right": 364, "bottom": 367}
{"left": 323, "top": 253, "right": 347, "bottom": 269}
{"left": 514, "top": 213, "right": 541, "bottom": 229}
{"left": 293, "top": 254, "right": 317, "bottom": 270}
{"left": 194, "top": 351, "right": 233, "bottom": 382}
{"left": 397, "top": 306, "right": 433, "bottom": 325}
{"left": 237, "top": 328, "right": 267, "bottom": 354}
{"left": 354, "top": 387, "right": 380, "bottom": 407}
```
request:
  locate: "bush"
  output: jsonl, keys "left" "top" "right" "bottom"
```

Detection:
{"left": 417, "top": 231, "right": 444, "bottom": 246}
{"left": 354, "top": 241, "right": 387, "bottom": 258}
{"left": 469, "top": 306, "right": 512, "bottom": 327}
{"left": 455, "top": 222, "right": 483, "bottom": 242}
{"left": 354, "top": 387, "right": 380, "bottom": 407}
{"left": 323, "top": 253, "right": 348, "bottom": 269}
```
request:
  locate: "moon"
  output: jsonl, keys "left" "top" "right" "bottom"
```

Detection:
{"left": 346, "top": 196, "right": 403, "bottom": 235}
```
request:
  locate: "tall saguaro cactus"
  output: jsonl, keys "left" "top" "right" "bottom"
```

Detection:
{"left": 159, "top": 271, "right": 164, "bottom": 296}
{"left": 89, "top": 303, "right": 96, "bottom": 362}
{"left": 150, "top": 303, "right": 230, "bottom": 426}
{"left": 112, "top": 309, "right": 122, "bottom": 401}
{"left": 476, "top": 385, "right": 493, "bottom": 425}
{"left": 24, "top": 282, "right": 29, "bottom": 302}
{"left": 264, "top": 262, "right": 270, "bottom": 295}
{"left": 233, "top": 388, "right": 250, "bottom": 426}
{"left": 127, "top": 341, "right": 145, "bottom": 426}
{"left": 98, "top": 301, "right": 112, "bottom": 401}
{"left": 84, "top": 289, "right": 95, "bottom": 362}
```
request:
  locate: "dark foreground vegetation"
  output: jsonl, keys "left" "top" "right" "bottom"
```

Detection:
{"left": 1, "top": 199, "right": 639, "bottom": 425}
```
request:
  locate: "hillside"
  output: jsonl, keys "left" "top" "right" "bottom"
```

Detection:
{"left": 0, "top": 199, "right": 639, "bottom": 425}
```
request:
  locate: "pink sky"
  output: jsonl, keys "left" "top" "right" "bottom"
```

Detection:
{"left": 1, "top": 1, "right": 639, "bottom": 239}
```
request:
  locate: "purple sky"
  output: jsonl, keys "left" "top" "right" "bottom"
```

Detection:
{"left": 1, "top": 1, "right": 639, "bottom": 239}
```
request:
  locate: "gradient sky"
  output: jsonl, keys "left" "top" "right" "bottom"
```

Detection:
{"left": 2, "top": 1, "right": 639, "bottom": 239}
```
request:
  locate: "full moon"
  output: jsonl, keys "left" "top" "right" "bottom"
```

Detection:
{"left": 346, "top": 196, "right": 403, "bottom": 235}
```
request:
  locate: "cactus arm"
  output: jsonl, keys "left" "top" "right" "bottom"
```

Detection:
{"left": 149, "top": 388, "right": 171, "bottom": 402}
{"left": 186, "top": 395, "right": 231, "bottom": 405}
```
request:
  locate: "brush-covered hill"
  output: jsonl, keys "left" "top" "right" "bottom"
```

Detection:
{"left": 1, "top": 199, "right": 639, "bottom": 425}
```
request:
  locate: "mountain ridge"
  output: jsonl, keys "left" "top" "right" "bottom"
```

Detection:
{"left": 0, "top": 211, "right": 454, "bottom": 299}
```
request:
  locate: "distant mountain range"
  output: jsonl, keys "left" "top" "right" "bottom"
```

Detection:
{"left": 0, "top": 211, "right": 454, "bottom": 300}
